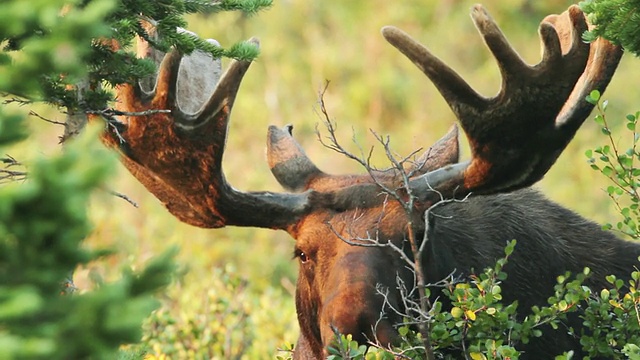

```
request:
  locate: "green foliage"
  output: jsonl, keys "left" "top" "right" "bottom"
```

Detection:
{"left": 0, "top": 0, "right": 274, "bottom": 358}
{"left": 0, "top": 119, "right": 178, "bottom": 359}
{"left": 388, "top": 242, "right": 589, "bottom": 359}
{"left": 579, "top": 273, "right": 640, "bottom": 358}
{"left": 0, "top": 110, "right": 29, "bottom": 146}
{"left": 131, "top": 265, "right": 297, "bottom": 359}
{"left": 327, "top": 333, "right": 369, "bottom": 360}
{"left": 204, "top": 0, "right": 274, "bottom": 15}
{"left": 0, "top": 129, "right": 110, "bottom": 294}
{"left": 108, "top": 0, "right": 269, "bottom": 59}
{"left": 580, "top": 0, "right": 640, "bottom": 57}
{"left": 0, "top": 0, "right": 270, "bottom": 112}
{"left": 581, "top": 90, "right": 640, "bottom": 358}
{"left": 586, "top": 90, "right": 640, "bottom": 239}
{"left": 320, "top": 240, "right": 640, "bottom": 359}
{"left": 0, "top": 0, "right": 114, "bottom": 99}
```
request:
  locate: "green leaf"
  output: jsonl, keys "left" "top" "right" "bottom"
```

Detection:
{"left": 398, "top": 326, "right": 409, "bottom": 337}
{"left": 451, "top": 307, "right": 463, "bottom": 319}
{"left": 558, "top": 300, "right": 568, "bottom": 311}
{"left": 586, "top": 90, "right": 600, "bottom": 104}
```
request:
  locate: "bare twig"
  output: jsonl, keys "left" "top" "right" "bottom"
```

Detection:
{"left": 314, "top": 82, "right": 419, "bottom": 205}
{"left": 0, "top": 157, "right": 140, "bottom": 211}
{"left": 88, "top": 108, "right": 171, "bottom": 144}
{"left": 315, "top": 100, "right": 373, "bottom": 168}
{"left": 315, "top": 83, "right": 462, "bottom": 359}
{"left": 86, "top": 108, "right": 171, "bottom": 118}
{"left": 28, "top": 110, "right": 66, "bottom": 126}
{"left": 327, "top": 220, "right": 417, "bottom": 270}
{"left": 368, "top": 270, "right": 458, "bottom": 359}
{"left": 106, "top": 189, "right": 139, "bottom": 208}
{"left": 2, "top": 155, "right": 21, "bottom": 166}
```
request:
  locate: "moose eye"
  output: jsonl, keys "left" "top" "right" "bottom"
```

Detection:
{"left": 293, "top": 248, "right": 309, "bottom": 263}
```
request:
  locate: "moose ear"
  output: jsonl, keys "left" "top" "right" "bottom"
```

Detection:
{"left": 407, "top": 125, "right": 460, "bottom": 176}
{"left": 268, "top": 124, "right": 326, "bottom": 192}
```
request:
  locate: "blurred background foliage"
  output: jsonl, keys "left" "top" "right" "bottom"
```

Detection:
{"left": 2, "top": 0, "right": 639, "bottom": 358}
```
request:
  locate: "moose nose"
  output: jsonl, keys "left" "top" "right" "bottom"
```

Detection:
{"left": 320, "top": 250, "right": 401, "bottom": 352}
{"left": 321, "top": 285, "right": 399, "bottom": 350}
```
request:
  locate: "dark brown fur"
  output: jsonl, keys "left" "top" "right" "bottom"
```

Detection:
{"left": 290, "top": 189, "right": 640, "bottom": 359}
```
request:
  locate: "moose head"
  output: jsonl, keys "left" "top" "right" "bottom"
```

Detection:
{"left": 96, "top": 4, "right": 636, "bottom": 359}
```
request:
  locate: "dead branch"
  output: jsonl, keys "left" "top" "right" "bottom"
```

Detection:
{"left": 105, "top": 189, "right": 139, "bottom": 208}
{"left": 314, "top": 82, "right": 480, "bottom": 359}
{"left": 28, "top": 110, "right": 66, "bottom": 126}
{"left": 85, "top": 108, "right": 171, "bottom": 118}
{"left": 87, "top": 108, "right": 172, "bottom": 144}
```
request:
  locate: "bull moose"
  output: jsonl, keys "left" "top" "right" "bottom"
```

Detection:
{"left": 96, "top": 3, "right": 639, "bottom": 359}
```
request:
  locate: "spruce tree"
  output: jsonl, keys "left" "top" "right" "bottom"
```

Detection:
{"left": 581, "top": 0, "right": 640, "bottom": 57}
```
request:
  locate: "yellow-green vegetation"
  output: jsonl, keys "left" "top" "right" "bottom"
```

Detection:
{"left": 3, "top": 0, "right": 640, "bottom": 358}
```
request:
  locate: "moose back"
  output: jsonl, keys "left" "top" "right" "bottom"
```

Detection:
{"left": 94, "top": 4, "right": 638, "bottom": 359}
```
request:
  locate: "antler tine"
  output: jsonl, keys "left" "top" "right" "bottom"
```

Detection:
{"left": 266, "top": 123, "right": 461, "bottom": 196}
{"left": 151, "top": 49, "right": 184, "bottom": 112}
{"left": 546, "top": 6, "right": 589, "bottom": 65}
{"left": 383, "top": 5, "right": 623, "bottom": 204}
{"left": 538, "top": 22, "right": 563, "bottom": 65}
{"left": 553, "top": 21, "right": 624, "bottom": 136}
{"left": 406, "top": 125, "right": 460, "bottom": 176}
{"left": 174, "top": 40, "right": 257, "bottom": 131}
{"left": 470, "top": 5, "right": 530, "bottom": 79}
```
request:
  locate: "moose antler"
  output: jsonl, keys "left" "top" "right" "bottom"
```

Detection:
{"left": 99, "top": 35, "right": 319, "bottom": 229}
{"left": 381, "top": 4, "right": 622, "bottom": 200}
{"left": 100, "top": 5, "right": 622, "bottom": 230}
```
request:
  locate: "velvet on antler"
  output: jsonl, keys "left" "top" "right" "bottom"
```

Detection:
{"left": 98, "top": 5, "right": 622, "bottom": 229}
